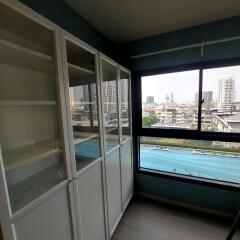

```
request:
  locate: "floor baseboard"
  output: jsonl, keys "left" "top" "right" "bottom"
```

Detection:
{"left": 136, "top": 192, "right": 234, "bottom": 222}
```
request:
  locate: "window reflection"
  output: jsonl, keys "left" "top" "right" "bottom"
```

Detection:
{"left": 120, "top": 70, "right": 131, "bottom": 141}
{"left": 102, "top": 59, "right": 119, "bottom": 151}
{"left": 67, "top": 41, "right": 101, "bottom": 170}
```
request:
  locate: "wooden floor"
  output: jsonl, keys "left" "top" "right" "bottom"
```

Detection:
{"left": 112, "top": 197, "right": 240, "bottom": 240}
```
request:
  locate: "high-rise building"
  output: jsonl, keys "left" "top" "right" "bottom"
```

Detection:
{"left": 120, "top": 79, "right": 129, "bottom": 111}
{"left": 170, "top": 92, "right": 174, "bottom": 104}
{"left": 147, "top": 96, "right": 154, "bottom": 104}
{"left": 218, "top": 77, "right": 235, "bottom": 111}
{"left": 103, "top": 81, "right": 117, "bottom": 112}
{"left": 195, "top": 91, "right": 213, "bottom": 105}
{"left": 203, "top": 91, "right": 213, "bottom": 105}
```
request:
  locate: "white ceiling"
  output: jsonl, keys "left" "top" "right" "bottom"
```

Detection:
{"left": 65, "top": 0, "right": 240, "bottom": 43}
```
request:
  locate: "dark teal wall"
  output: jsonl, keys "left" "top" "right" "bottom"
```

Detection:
{"left": 128, "top": 16, "right": 240, "bottom": 215}
{"left": 126, "top": 16, "right": 240, "bottom": 71}
{"left": 19, "top": 0, "right": 119, "bottom": 60}
{"left": 136, "top": 174, "right": 240, "bottom": 215}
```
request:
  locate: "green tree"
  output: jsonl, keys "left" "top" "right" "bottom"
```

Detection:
{"left": 142, "top": 115, "right": 158, "bottom": 128}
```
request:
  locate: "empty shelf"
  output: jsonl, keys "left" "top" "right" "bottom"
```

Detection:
{"left": 0, "top": 39, "right": 54, "bottom": 73}
{"left": 3, "top": 143, "right": 62, "bottom": 187}
{"left": 68, "top": 63, "right": 94, "bottom": 76}
{"left": 4, "top": 147, "right": 61, "bottom": 172}
{"left": 74, "top": 133, "right": 98, "bottom": 145}
{"left": 68, "top": 63, "right": 96, "bottom": 86}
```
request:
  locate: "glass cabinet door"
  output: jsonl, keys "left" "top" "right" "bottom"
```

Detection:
{"left": 65, "top": 39, "right": 101, "bottom": 171}
{"left": 101, "top": 58, "right": 119, "bottom": 152}
{"left": 120, "top": 69, "right": 131, "bottom": 142}
{"left": 0, "top": 3, "right": 66, "bottom": 212}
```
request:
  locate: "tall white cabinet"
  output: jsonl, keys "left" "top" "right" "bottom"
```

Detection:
{"left": 0, "top": 1, "right": 133, "bottom": 240}
{"left": 61, "top": 31, "right": 107, "bottom": 240}
{"left": 0, "top": 1, "right": 76, "bottom": 240}
{"left": 100, "top": 55, "right": 133, "bottom": 237}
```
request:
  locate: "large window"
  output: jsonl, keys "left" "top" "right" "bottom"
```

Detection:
{"left": 136, "top": 63, "right": 240, "bottom": 186}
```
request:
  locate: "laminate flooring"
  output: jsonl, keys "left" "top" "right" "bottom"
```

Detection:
{"left": 112, "top": 197, "right": 240, "bottom": 240}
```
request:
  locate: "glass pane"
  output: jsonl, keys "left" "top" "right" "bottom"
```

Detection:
{"left": 120, "top": 70, "right": 131, "bottom": 141}
{"left": 0, "top": 5, "right": 65, "bottom": 212}
{"left": 102, "top": 59, "right": 119, "bottom": 151}
{"left": 140, "top": 137, "right": 240, "bottom": 184}
{"left": 202, "top": 65, "right": 240, "bottom": 132}
{"left": 142, "top": 70, "right": 199, "bottom": 129}
{"left": 67, "top": 41, "right": 101, "bottom": 171}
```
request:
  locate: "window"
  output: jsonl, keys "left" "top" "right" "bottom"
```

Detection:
{"left": 142, "top": 70, "right": 199, "bottom": 130}
{"left": 140, "top": 137, "right": 240, "bottom": 184}
{"left": 202, "top": 66, "right": 240, "bottom": 133}
{"left": 136, "top": 62, "right": 240, "bottom": 187}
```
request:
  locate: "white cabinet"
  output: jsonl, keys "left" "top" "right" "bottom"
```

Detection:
{"left": 61, "top": 31, "right": 108, "bottom": 240}
{"left": 0, "top": 1, "right": 133, "bottom": 240}
{"left": 0, "top": 1, "right": 75, "bottom": 240}
{"left": 99, "top": 55, "right": 122, "bottom": 237}
{"left": 99, "top": 55, "right": 133, "bottom": 238}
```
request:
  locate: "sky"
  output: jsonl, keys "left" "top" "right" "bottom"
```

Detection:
{"left": 142, "top": 65, "right": 240, "bottom": 104}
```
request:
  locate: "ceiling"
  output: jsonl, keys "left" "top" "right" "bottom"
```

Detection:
{"left": 65, "top": 0, "right": 240, "bottom": 43}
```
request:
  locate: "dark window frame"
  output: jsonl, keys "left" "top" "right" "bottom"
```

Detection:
{"left": 132, "top": 57, "right": 240, "bottom": 190}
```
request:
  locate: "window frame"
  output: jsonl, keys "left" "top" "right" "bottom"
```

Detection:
{"left": 132, "top": 57, "right": 240, "bottom": 190}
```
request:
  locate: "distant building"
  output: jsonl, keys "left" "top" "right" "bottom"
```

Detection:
{"left": 212, "top": 113, "right": 240, "bottom": 132}
{"left": 195, "top": 91, "right": 213, "bottom": 105}
{"left": 170, "top": 92, "right": 174, "bottom": 104}
{"left": 147, "top": 96, "right": 154, "bottom": 104}
{"left": 218, "top": 77, "right": 235, "bottom": 112}
{"left": 225, "top": 114, "right": 240, "bottom": 132}
{"left": 103, "top": 81, "right": 117, "bottom": 112}
{"left": 143, "top": 107, "right": 155, "bottom": 117}
{"left": 157, "top": 109, "right": 176, "bottom": 124}
{"left": 120, "top": 80, "right": 129, "bottom": 111}
{"left": 203, "top": 91, "right": 213, "bottom": 105}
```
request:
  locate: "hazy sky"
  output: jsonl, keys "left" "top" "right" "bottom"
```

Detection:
{"left": 142, "top": 65, "right": 240, "bottom": 104}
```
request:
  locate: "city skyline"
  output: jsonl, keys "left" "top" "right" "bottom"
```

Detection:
{"left": 142, "top": 65, "right": 240, "bottom": 104}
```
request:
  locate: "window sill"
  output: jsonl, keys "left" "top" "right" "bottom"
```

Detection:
{"left": 137, "top": 167, "right": 240, "bottom": 191}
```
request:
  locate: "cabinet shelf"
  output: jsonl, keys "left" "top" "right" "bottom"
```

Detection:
{"left": 68, "top": 63, "right": 96, "bottom": 86}
{"left": 3, "top": 141, "right": 62, "bottom": 186}
{"left": 4, "top": 147, "right": 61, "bottom": 173}
{"left": 0, "top": 100, "right": 56, "bottom": 107}
{"left": 0, "top": 39, "right": 54, "bottom": 73}
{"left": 74, "top": 133, "right": 98, "bottom": 145}
{"left": 68, "top": 63, "right": 94, "bottom": 76}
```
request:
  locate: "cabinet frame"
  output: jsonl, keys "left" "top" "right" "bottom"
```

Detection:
{"left": 61, "top": 31, "right": 109, "bottom": 240}
{"left": 99, "top": 53, "right": 134, "bottom": 238}
{"left": 119, "top": 66, "right": 134, "bottom": 213}
{"left": 0, "top": 1, "right": 133, "bottom": 240}
{"left": 0, "top": 1, "right": 77, "bottom": 240}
